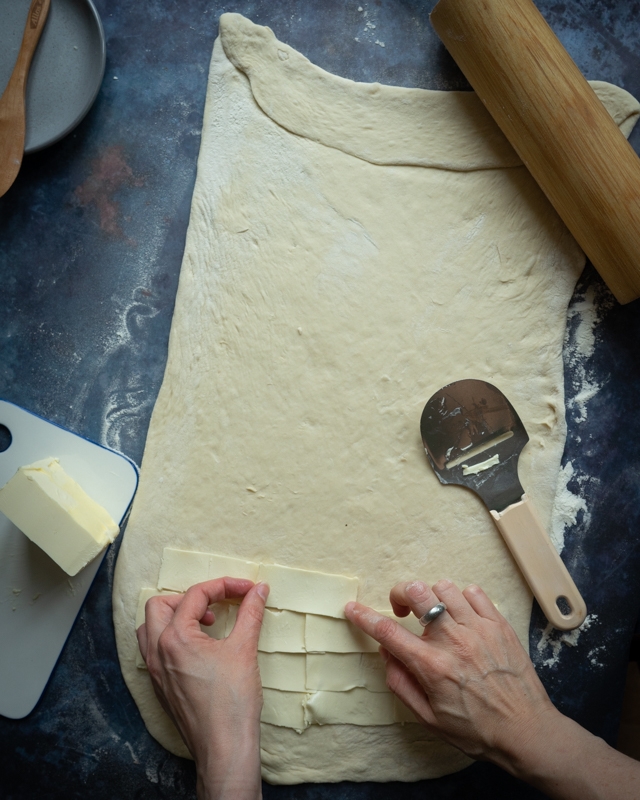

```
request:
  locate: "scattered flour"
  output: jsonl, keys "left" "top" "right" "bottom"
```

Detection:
{"left": 569, "top": 285, "right": 599, "bottom": 360}
{"left": 587, "top": 645, "right": 606, "bottom": 668}
{"left": 355, "top": 4, "right": 386, "bottom": 49}
{"left": 549, "top": 282, "right": 612, "bottom": 553}
{"left": 536, "top": 614, "right": 598, "bottom": 668}
{"left": 124, "top": 741, "right": 140, "bottom": 764}
{"left": 550, "top": 461, "right": 589, "bottom": 553}
{"left": 537, "top": 285, "right": 610, "bottom": 666}
{"left": 564, "top": 283, "right": 613, "bottom": 423}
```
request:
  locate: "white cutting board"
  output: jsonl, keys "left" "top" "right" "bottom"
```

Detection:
{"left": 0, "top": 400, "right": 138, "bottom": 719}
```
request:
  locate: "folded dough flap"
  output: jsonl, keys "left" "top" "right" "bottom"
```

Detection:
{"left": 218, "top": 13, "right": 640, "bottom": 171}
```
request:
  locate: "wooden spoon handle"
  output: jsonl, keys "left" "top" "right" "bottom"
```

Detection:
{"left": 431, "top": 0, "right": 640, "bottom": 305}
{"left": 491, "top": 495, "right": 587, "bottom": 631}
{"left": 0, "top": 0, "right": 51, "bottom": 196}
{"left": 3, "top": 0, "right": 51, "bottom": 106}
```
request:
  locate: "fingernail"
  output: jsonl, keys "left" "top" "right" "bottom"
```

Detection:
{"left": 435, "top": 578, "right": 453, "bottom": 590}
{"left": 345, "top": 601, "right": 356, "bottom": 615}
{"left": 406, "top": 581, "right": 427, "bottom": 598}
{"left": 256, "top": 582, "right": 270, "bottom": 600}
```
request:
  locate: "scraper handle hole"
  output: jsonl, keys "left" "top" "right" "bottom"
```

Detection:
{"left": 0, "top": 424, "right": 12, "bottom": 452}
{"left": 556, "top": 595, "right": 572, "bottom": 616}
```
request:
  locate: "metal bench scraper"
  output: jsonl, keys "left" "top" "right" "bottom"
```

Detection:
{"left": 420, "top": 379, "right": 586, "bottom": 631}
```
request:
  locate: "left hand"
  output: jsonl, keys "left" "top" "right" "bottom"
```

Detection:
{"left": 137, "top": 577, "right": 269, "bottom": 800}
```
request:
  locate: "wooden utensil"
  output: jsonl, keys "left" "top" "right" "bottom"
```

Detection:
{"left": 431, "top": 0, "right": 640, "bottom": 306}
{"left": 0, "top": 0, "right": 51, "bottom": 198}
{"left": 421, "top": 379, "right": 587, "bottom": 631}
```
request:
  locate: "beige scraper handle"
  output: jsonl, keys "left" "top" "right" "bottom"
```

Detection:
{"left": 491, "top": 495, "right": 586, "bottom": 630}
{"left": 430, "top": 0, "right": 640, "bottom": 305}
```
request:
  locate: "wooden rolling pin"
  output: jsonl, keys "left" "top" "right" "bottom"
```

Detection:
{"left": 431, "top": 0, "right": 640, "bottom": 305}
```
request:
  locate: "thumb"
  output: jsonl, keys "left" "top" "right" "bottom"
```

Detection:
{"left": 230, "top": 582, "right": 269, "bottom": 650}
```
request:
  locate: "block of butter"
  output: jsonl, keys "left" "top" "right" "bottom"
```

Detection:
{"left": 0, "top": 457, "right": 120, "bottom": 576}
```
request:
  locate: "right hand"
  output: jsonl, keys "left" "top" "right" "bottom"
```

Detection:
{"left": 345, "top": 579, "right": 560, "bottom": 769}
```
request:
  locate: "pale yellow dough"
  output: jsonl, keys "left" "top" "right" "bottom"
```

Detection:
{"left": 112, "top": 13, "right": 640, "bottom": 784}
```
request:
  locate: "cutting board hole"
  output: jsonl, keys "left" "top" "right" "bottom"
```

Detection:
{"left": 0, "top": 425, "right": 12, "bottom": 453}
{"left": 556, "top": 595, "right": 572, "bottom": 616}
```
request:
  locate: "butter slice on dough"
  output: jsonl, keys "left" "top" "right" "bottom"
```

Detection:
{"left": 257, "top": 563, "right": 358, "bottom": 618}
{"left": 157, "top": 548, "right": 208, "bottom": 589}
{"left": 258, "top": 608, "right": 306, "bottom": 652}
{"left": 262, "top": 688, "right": 307, "bottom": 732}
{"left": 227, "top": 605, "right": 307, "bottom": 652}
{"left": 158, "top": 548, "right": 259, "bottom": 591}
{"left": 305, "top": 613, "right": 377, "bottom": 653}
{"left": 306, "top": 653, "right": 388, "bottom": 692}
{"left": 258, "top": 652, "right": 307, "bottom": 691}
{"left": 304, "top": 610, "right": 422, "bottom": 653}
{"left": 305, "top": 688, "right": 396, "bottom": 726}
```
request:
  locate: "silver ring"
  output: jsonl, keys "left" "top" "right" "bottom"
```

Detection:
{"left": 419, "top": 602, "right": 447, "bottom": 627}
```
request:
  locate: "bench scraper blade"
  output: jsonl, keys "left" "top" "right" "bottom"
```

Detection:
{"left": 419, "top": 378, "right": 587, "bottom": 631}
{"left": 420, "top": 378, "right": 528, "bottom": 513}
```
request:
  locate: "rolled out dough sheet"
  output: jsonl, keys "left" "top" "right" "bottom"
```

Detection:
{"left": 112, "top": 13, "right": 640, "bottom": 784}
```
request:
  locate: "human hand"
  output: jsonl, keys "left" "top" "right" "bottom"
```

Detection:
{"left": 137, "top": 577, "right": 269, "bottom": 800}
{"left": 345, "top": 580, "right": 560, "bottom": 771}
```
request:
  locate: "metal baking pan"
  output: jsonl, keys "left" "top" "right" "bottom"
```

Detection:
{"left": 0, "top": 0, "right": 106, "bottom": 152}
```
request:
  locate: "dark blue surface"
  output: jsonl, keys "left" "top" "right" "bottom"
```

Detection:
{"left": 1, "top": 0, "right": 640, "bottom": 796}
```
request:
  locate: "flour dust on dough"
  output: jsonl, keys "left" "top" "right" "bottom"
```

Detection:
{"left": 112, "top": 13, "right": 640, "bottom": 784}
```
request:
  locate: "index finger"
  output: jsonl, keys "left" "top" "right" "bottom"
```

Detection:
{"left": 345, "top": 601, "right": 429, "bottom": 671}
{"left": 171, "top": 577, "right": 255, "bottom": 629}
